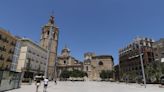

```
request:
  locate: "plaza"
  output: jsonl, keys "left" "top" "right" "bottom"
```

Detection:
{"left": 7, "top": 81, "right": 163, "bottom": 92}
{"left": 0, "top": 1, "right": 164, "bottom": 92}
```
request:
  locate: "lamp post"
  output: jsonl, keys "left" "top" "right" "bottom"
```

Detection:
{"left": 44, "top": 24, "right": 54, "bottom": 79}
{"left": 53, "top": 30, "right": 59, "bottom": 83}
{"left": 44, "top": 16, "right": 58, "bottom": 86}
{"left": 136, "top": 39, "right": 146, "bottom": 88}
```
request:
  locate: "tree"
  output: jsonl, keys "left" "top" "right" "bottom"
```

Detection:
{"left": 60, "top": 69, "right": 87, "bottom": 81}
{"left": 127, "top": 71, "right": 138, "bottom": 83}
{"left": 70, "top": 70, "right": 87, "bottom": 78}
{"left": 100, "top": 70, "right": 113, "bottom": 81}
{"left": 161, "top": 63, "right": 164, "bottom": 74}
{"left": 60, "top": 70, "right": 70, "bottom": 79}
{"left": 145, "top": 62, "right": 162, "bottom": 83}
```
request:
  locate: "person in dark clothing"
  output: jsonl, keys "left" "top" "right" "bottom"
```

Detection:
{"left": 35, "top": 78, "right": 41, "bottom": 92}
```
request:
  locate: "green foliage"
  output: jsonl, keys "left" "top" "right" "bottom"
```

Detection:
{"left": 60, "top": 70, "right": 87, "bottom": 79}
{"left": 161, "top": 63, "right": 164, "bottom": 74}
{"left": 123, "top": 71, "right": 139, "bottom": 83}
{"left": 60, "top": 70, "right": 70, "bottom": 78}
{"left": 145, "top": 62, "right": 162, "bottom": 83}
{"left": 100, "top": 70, "right": 113, "bottom": 80}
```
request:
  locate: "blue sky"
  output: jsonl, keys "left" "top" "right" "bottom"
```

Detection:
{"left": 0, "top": 0, "right": 164, "bottom": 65}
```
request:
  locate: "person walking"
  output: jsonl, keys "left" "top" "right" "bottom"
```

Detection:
{"left": 35, "top": 78, "right": 41, "bottom": 92}
{"left": 54, "top": 80, "right": 57, "bottom": 85}
{"left": 43, "top": 78, "right": 49, "bottom": 92}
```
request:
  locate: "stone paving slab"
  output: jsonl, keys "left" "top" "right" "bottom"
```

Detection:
{"left": 7, "top": 81, "right": 164, "bottom": 92}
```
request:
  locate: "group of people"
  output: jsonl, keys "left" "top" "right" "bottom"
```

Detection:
{"left": 35, "top": 77, "right": 49, "bottom": 92}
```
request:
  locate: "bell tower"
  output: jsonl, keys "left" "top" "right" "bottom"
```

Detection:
{"left": 40, "top": 16, "right": 59, "bottom": 80}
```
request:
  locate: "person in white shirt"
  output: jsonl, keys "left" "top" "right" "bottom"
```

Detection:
{"left": 44, "top": 78, "right": 49, "bottom": 89}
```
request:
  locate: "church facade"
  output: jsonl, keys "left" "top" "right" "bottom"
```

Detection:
{"left": 57, "top": 47, "right": 83, "bottom": 77}
{"left": 83, "top": 52, "right": 114, "bottom": 81}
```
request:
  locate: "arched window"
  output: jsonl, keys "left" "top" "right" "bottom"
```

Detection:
{"left": 86, "top": 66, "right": 88, "bottom": 71}
{"left": 99, "top": 61, "right": 103, "bottom": 66}
{"left": 64, "top": 61, "right": 66, "bottom": 64}
{"left": 47, "top": 31, "right": 49, "bottom": 35}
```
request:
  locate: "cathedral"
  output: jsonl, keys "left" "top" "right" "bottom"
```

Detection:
{"left": 39, "top": 16, "right": 114, "bottom": 81}
{"left": 57, "top": 47, "right": 83, "bottom": 78}
{"left": 83, "top": 52, "right": 114, "bottom": 81}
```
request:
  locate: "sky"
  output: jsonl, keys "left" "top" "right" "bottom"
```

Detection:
{"left": 0, "top": 0, "right": 164, "bottom": 65}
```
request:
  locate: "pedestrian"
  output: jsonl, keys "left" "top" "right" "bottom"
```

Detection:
{"left": 43, "top": 78, "right": 49, "bottom": 92}
{"left": 35, "top": 78, "right": 41, "bottom": 92}
{"left": 54, "top": 80, "right": 57, "bottom": 85}
{"left": 125, "top": 77, "right": 128, "bottom": 84}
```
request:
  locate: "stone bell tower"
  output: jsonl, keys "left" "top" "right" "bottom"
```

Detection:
{"left": 40, "top": 16, "right": 59, "bottom": 80}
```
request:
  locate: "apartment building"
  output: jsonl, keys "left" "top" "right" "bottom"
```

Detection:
{"left": 0, "top": 28, "right": 21, "bottom": 91}
{"left": 153, "top": 38, "right": 164, "bottom": 63}
{"left": 0, "top": 28, "right": 17, "bottom": 70}
{"left": 119, "top": 37, "right": 155, "bottom": 81}
{"left": 17, "top": 38, "right": 47, "bottom": 80}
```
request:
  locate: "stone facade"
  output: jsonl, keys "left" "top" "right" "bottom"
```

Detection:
{"left": 0, "top": 28, "right": 21, "bottom": 91}
{"left": 0, "top": 28, "right": 17, "bottom": 71}
{"left": 40, "top": 16, "right": 59, "bottom": 79}
{"left": 83, "top": 52, "right": 114, "bottom": 81}
{"left": 57, "top": 47, "right": 83, "bottom": 77}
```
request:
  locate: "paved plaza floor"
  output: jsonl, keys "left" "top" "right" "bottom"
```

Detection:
{"left": 7, "top": 81, "right": 163, "bottom": 92}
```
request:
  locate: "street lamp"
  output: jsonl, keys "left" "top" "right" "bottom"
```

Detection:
{"left": 44, "top": 24, "right": 54, "bottom": 79}
{"left": 136, "top": 38, "right": 146, "bottom": 88}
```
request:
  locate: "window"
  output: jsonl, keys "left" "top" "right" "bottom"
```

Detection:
{"left": 64, "top": 61, "right": 66, "bottom": 64}
{"left": 0, "top": 55, "right": 4, "bottom": 60}
{"left": 2, "top": 46, "right": 6, "bottom": 51}
{"left": 28, "top": 50, "right": 31, "bottom": 53}
{"left": 10, "top": 41, "right": 16, "bottom": 46}
{"left": 98, "top": 61, "right": 103, "bottom": 66}
{"left": 0, "top": 34, "right": 2, "bottom": 40}
{"left": 86, "top": 66, "right": 88, "bottom": 71}
{"left": 47, "top": 31, "right": 49, "bottom": 35}
{"left": 37, "top": 54, "right": 39, "bottom": 57}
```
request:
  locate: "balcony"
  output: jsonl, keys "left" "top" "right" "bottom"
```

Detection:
{"left": 2, "top": 37, "right": 9, "bottom": 43}
{"left": 10, "top": 41, "right": 16, "bottom": 46}
{"left": 7, "top": 56, "right": 12, "bottom": 62}
{"left": 8, "top": 49, "right": 14, "bottom": 54}
{"left": 0, "top": 55, "right": 4, "bottom": 60}
{"left": 0, "top": 46, "right": 6, "bottom": 51}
